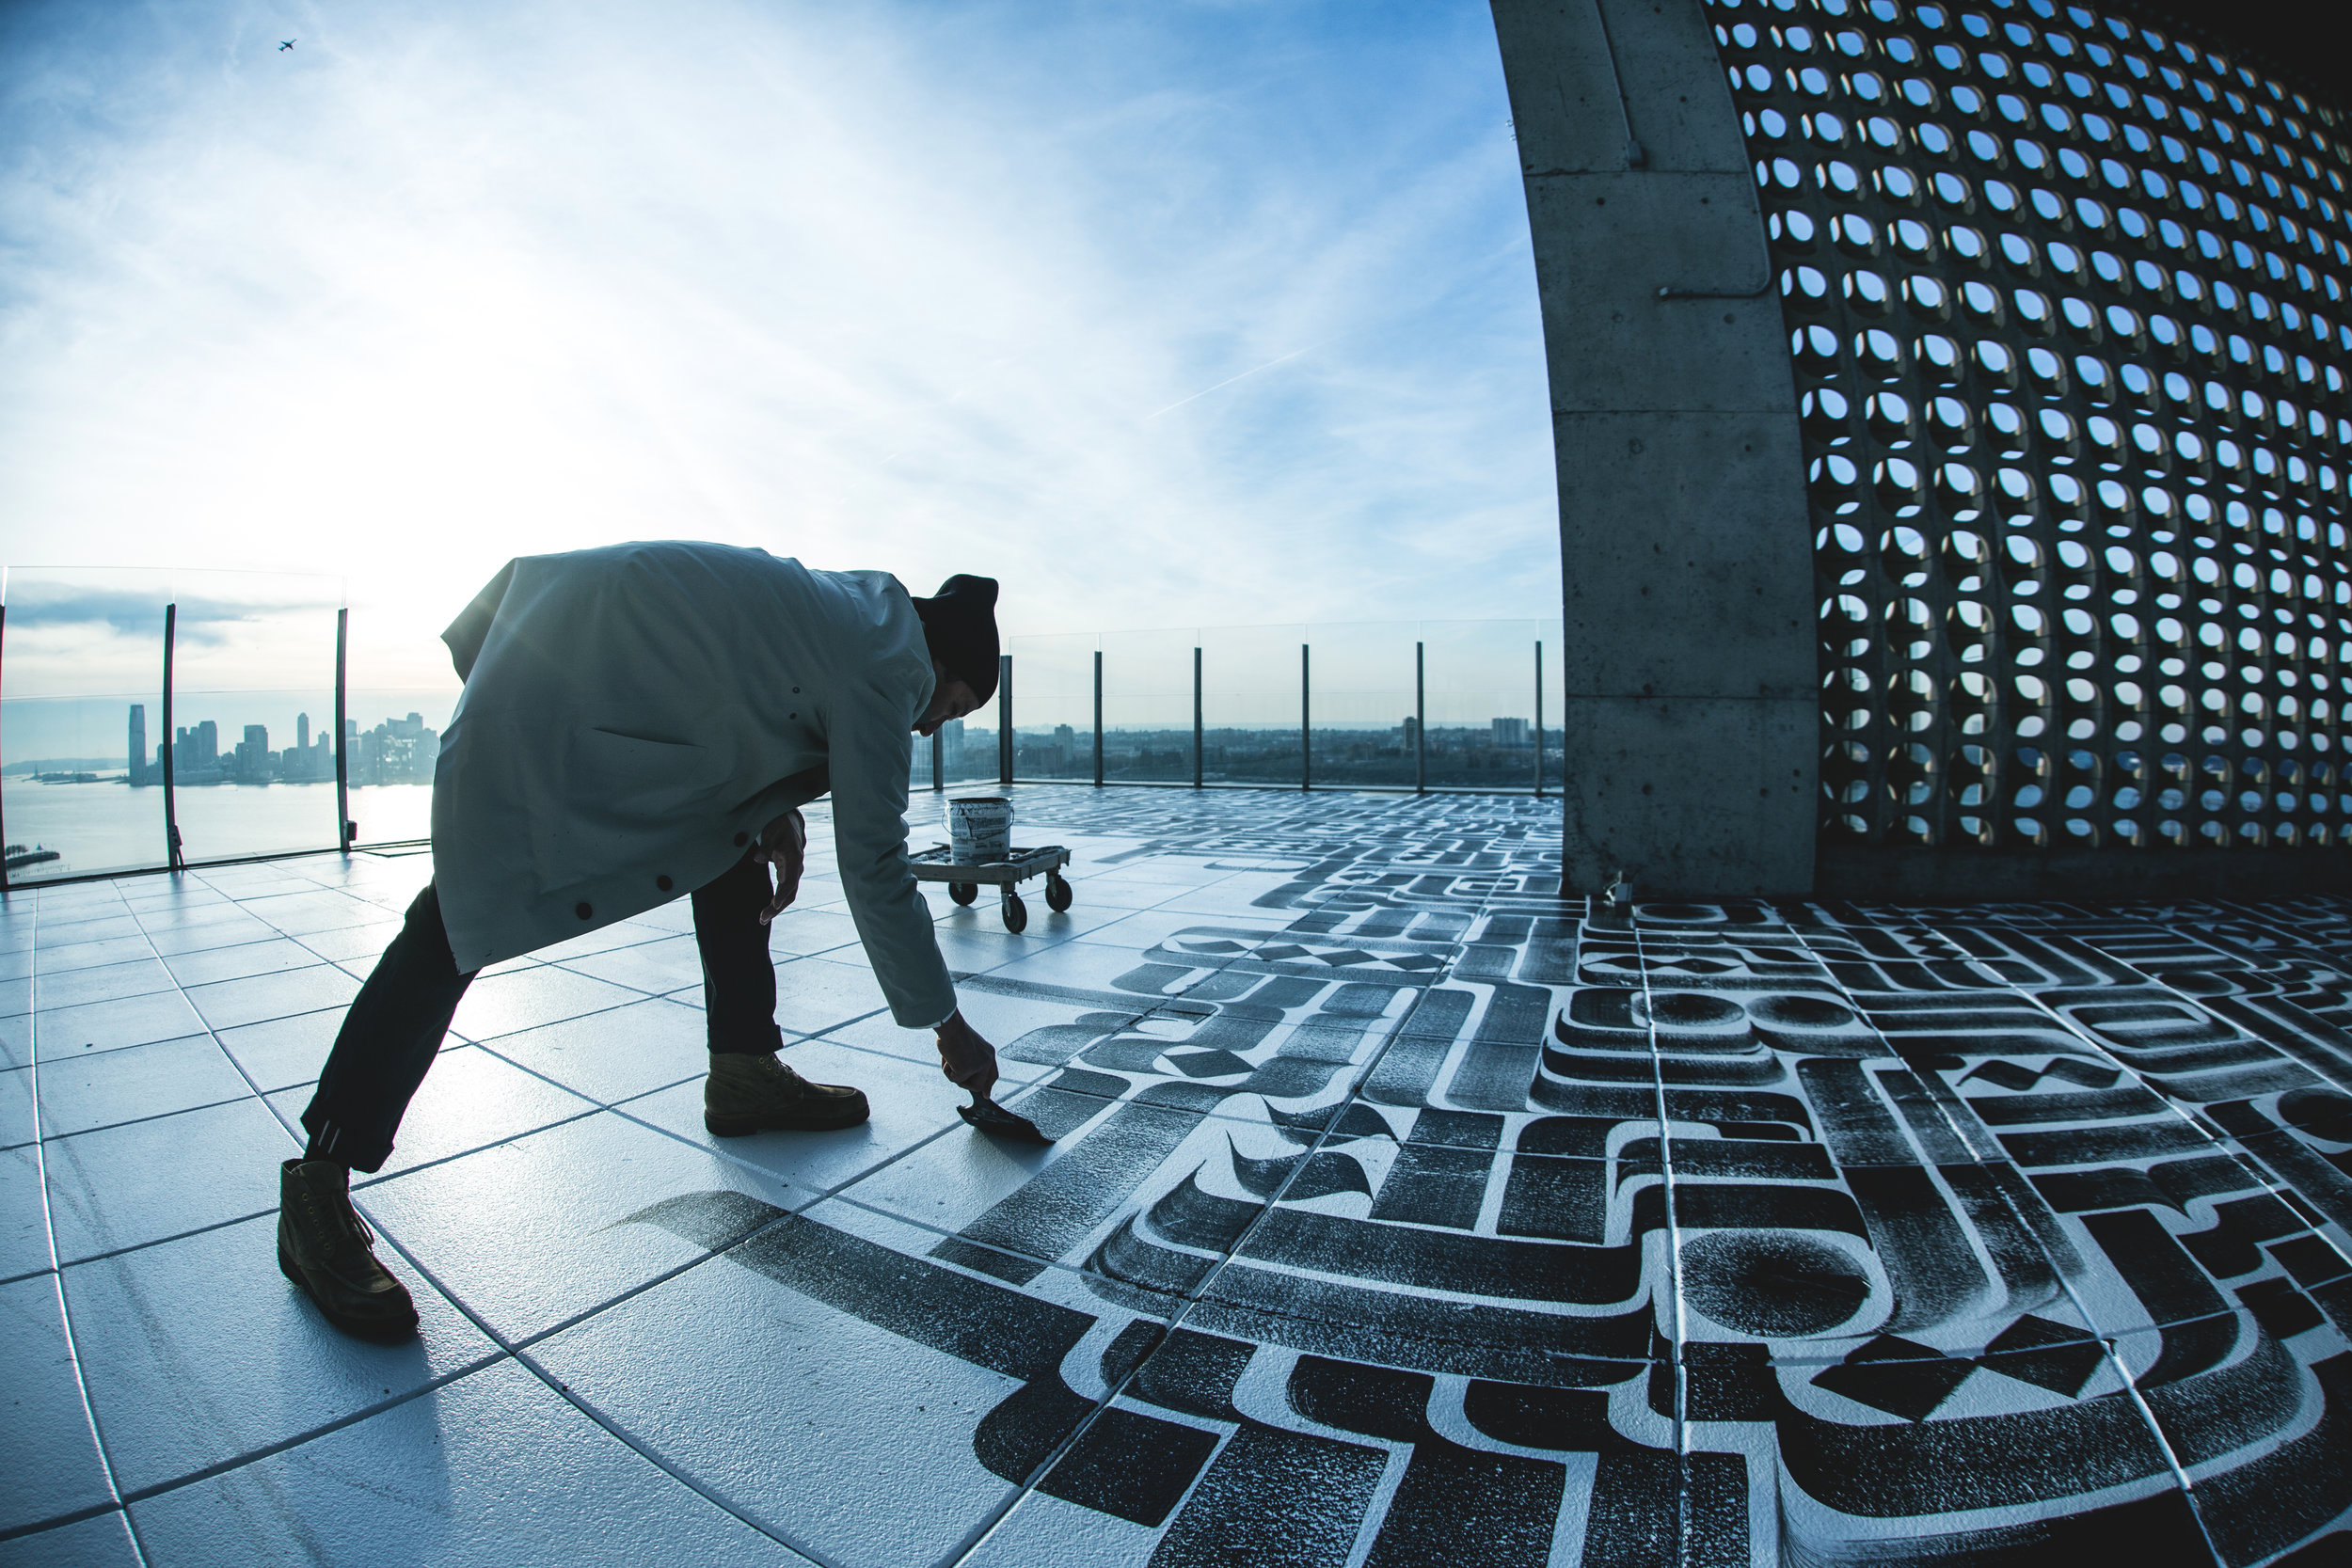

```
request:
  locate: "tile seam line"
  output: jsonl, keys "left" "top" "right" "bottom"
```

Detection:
{"left": 578, "top": 1031, "right": 1077, "bottom": 1228}
{"left": 1813, "top": 903, "right": 2227, "bottom": 1560}
{"left": 343, "top": 1103, "right": 608, "bottom": 1195}
{"left": 49, "top": 1204, "right": 308, "bottom": 1274}
{"left": 35, "top": 1088, "right": 276, "bottom": 1148}
{"left": 472, "top": 1000, "right": 1071, "bottom": 1144}
{"left": 1779, "top": 910, "right": 2131, "bottom": 1326}
{"left": 100, "top": 1352, "right": 509, "bottom": 1518}
{"left": 36, "top": 1085, "right": 614, "bottom": 1267}
{"left": 1626, "top": 906, "right": 1696, "bottom": 1568}
{"left": 112, "top": 873, "right": 458, "bottom": 1196}
{"left": 0, "top": 1498, "right": 124, "bottom": 1547}
{"left": 453, "top": 1024, "right": 975, "bottom": 1212}
{"left": 2154, "top": 907, "right": 2352, "bottom": 1104}
{"left": 2044, "top": 913, "right": 2352, "bottom": 1100}
{"left": 1992, "top": 900, "right": 2352, "bottom": 1327}
{"left": 23, "top": 891, "right": 154, "bottom": 1568}
{"left": 117, "top": 872, "right": 834, "bottom": 1567}
{"left": 1944, "top": 909, "right": 2352, "bottom": 1273}
{"left": 514, "top": 1342, "right": 837, "bottom": 1568}
{"left": 942, "top": 842, "right": 1530, "bottom": 1567}
{"left": 262, "top": 873, "right": 1079, "bottom": 1053}
{"left": 1941, "top": 916, "right": 2267, "bottom": 1530}
{"left": 428, "top": 960, "right": 1197, "bottom": 1400}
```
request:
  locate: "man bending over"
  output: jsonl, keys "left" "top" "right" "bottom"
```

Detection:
{"left": 278, "top": 541, "right": 1004, "bottom": 1339}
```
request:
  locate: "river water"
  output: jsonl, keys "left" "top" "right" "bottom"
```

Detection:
{"left": 3, "top": 780, "right": 434, "bottom": 882}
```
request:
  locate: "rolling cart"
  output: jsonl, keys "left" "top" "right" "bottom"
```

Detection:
{"left": 911, "top": 844, "right": 1073, "bottom": 933}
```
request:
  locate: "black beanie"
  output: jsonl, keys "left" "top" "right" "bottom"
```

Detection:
{"left": 912, "top": 575, "right": 1001, "bottom": 705}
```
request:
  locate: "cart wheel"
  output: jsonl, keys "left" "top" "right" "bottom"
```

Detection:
{"left": 1045, "top": 873, "right": 1073, "bottom": 912}
{"left": 1000, "top": 889, "right": 1027, "bottom": 933}
{"left": 948, "top": 881, "right": 977, "bottom": 906}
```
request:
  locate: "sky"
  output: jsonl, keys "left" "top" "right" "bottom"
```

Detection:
{"left": 0, "top": 0, "right": 1559, "bottom": 700}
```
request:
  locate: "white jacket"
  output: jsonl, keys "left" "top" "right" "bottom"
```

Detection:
{"left": 429, "top": 541, "right": 955, "bottom": 1027}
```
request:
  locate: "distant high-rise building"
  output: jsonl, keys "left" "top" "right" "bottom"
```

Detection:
{"left": 128, "top": 705, "right": 146, "bottom": 785}
{"left": 1402, "top": 716, "right": 1420, "bottom": 749}
{"left": 233, "top": 724, "right": 273, "bottom": 781}
{"left": 175, "top": 720, "right": 221, "bottom": 774}
{"left": 1492, "top": 717, "right": 1529, "bottom": 749}
{"left": 297, "top": 713, "right": 309, "bottom": 752}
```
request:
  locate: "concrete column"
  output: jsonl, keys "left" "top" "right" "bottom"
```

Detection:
{"left": 1491, "top": 0, "right": 1815, "bottom": 896}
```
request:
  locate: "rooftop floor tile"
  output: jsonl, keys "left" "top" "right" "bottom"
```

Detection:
{"left": 1, "top": 785, "right": 2347, "bottom": 1563}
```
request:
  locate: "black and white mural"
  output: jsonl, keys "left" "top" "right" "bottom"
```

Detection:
{"left": 644, "top": 790, "right": 2352, "bottom": 1566}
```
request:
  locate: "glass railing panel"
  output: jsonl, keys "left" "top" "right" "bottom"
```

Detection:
{"left": 1420, "top": 618, "right": 1543, "bottom": 791}
{"left": 1005, "top": 633, "right": 1098, "bottom": 782}
{"left": 1538, "top": 619, "right": 1565, "bottom": 793}
{"left": 1200, "top": 624, "right": 1306, "bottom": 785}
{"left": 935, "top": 709, "right": 1001, "bottom": 788}
{"left": 165, "top": 572, "right": 344, "bottom": 863}
{"left": 2, "top": 566, "right": 172, "bottom": 888}
{"left": 340, "top": 688, "right": 457, "bottom": 846}
{"left": 5, "top": 588, "right": 1578, "bottom": 887}
{"left": 1099, "top": 627, "right": 1198, "bottom": 784}
{"left": 0, "top": 568, "right": 173, "bottom": 883}
{"left": 1305, "top": 621, "right": 1417, "bottom": 790}
{"left": 912, "top": 724, "right": 936, "bottom": 794}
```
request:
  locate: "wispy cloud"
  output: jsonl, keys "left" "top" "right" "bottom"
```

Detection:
{"left": 0, "top": 0, "right": 1556, "bottom": 687}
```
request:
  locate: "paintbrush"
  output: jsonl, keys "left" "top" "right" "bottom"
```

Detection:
{"left": 958, "top": 1095, "right": 1051, "bottom": 1144}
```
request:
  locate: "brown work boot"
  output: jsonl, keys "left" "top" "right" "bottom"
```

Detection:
{"left": 277, "top": 1159, "right": 420, "bottom": 1341}
{"left": 704, "top": 1050, "right": 870, "bottom": 1137}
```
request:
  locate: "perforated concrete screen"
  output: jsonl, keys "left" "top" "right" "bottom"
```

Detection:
{"left": 1705, "top": 0, "right": 2350, "bottom": 854}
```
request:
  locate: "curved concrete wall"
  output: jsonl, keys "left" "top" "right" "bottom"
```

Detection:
{"left": 1496, "top": 0, "right": 2352, "bottom": 898}
{"left": 1492, "top": 0, "right": 1819, "bottom": 898}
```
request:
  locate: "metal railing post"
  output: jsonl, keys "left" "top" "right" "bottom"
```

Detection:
{"left": 1092, "top": 649, "right": 1104, "bottom": 787}
{"left": 1300, "top": 642, "right": 1311, "bottom": 791}
{"left": 1192, "top": 644, "right": 1203, "bottom": 788}
{"left": 1414, "top": 640, "right": 1426, "bottom": 796}
{"left": 335, "top": 608, "right": 353, "bottom": 848}
{"left": 163, "top": 602, "right": 183, "bottom": 869}
{"left": 931, "top": 727, "right": 944, "bottom": 792}
{"left": 997, "top": 654, "right": 1013, "bottom": 785}
{"left": 1534, "top": 639, "right": 1544, "bottom": 800}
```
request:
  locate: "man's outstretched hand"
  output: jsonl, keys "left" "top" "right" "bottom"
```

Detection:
{"left": 753, "top": 808, "right": 806, "bottom": 925}
{"left": 934, "top": 1010, "right": 1000, "bottom": 1101}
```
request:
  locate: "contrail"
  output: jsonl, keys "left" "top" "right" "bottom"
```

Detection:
{"left": 1142, "top": 343, "right": 1319, "bottom": 421}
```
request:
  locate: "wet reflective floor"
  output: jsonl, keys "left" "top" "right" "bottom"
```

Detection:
{"left": 5, "top": 786, "right": 2348, "bottom": 1565}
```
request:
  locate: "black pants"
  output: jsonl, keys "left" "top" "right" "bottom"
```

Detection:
{"left": 300, "top": 853, "right": 781, "bottom": 1173}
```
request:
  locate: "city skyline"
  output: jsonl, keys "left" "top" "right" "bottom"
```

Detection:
{"left": 118, "top": 703, "right": 441, "bottom": 787}
{"left": 936, "top": 713, "right": 1561, "bottom": 791}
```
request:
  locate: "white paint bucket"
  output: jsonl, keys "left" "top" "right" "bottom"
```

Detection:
{"left": 948, "top": 796, "right": 1014, "bottom": 863}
